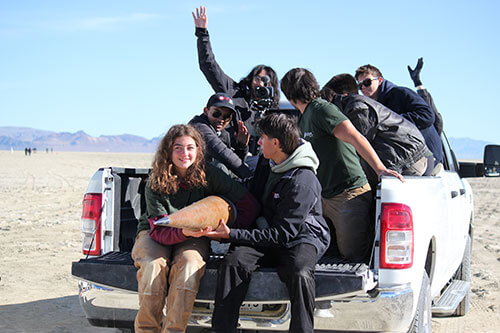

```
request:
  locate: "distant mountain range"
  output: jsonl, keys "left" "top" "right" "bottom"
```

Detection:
{"left": 0, "top": 126, "right": 494, "bottom": 160}
{"left": 0, "top": 127, "right": 160, "bottom": 153}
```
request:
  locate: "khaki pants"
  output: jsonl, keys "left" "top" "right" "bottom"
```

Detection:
{"left": 321, "top": 183, "right": 373, "bottom": 262}
{"left": 131, "top": 230, "right": 210, "bottom": 333}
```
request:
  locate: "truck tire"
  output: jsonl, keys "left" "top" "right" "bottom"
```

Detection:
{"left": 452, "top": 233, "right": 471, "bottom": 316}
{"left": 408, "top": 271, "right": 432, "bottom": 333}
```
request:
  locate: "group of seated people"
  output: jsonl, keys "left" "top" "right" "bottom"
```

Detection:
{"left": 130, "top": 6, "right": 445, "bottom": 333}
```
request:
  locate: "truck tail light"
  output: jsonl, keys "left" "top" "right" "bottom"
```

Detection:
{"left": 81, "top": 193, "right": 102, "bottom": 256}
{"left": 380, "top": 203, "right": 414, "bottom": 269}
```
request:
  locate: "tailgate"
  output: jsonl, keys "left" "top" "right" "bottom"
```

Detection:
{"left": 72, "top": 252, "right": 372, "bottom": 300}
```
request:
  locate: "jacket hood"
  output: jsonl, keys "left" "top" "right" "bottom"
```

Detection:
{"left": 270, "top": 139, "right": 319, "bottom": 174}
{"left": 378, "top": 79, "right": 396, "bottom": 101}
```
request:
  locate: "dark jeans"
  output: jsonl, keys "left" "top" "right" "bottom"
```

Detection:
{"left": 211, "top": 243, "right": 317, "bottom": 333}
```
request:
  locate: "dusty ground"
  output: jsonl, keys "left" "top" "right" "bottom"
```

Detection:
{"left": 0, "top": 151, "right": 499, "bottom": 332}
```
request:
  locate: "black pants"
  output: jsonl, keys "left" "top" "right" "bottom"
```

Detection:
{"left": 211, "top": 243, "right": 317, "bottom": 333}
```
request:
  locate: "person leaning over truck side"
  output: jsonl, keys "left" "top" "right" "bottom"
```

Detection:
{"left": 408, "top": 57, "right": 444, "bottom": 135}
{"left": 192, "top": 6, "right": 280, "bottom": 155}
{"left": 355, "top": 64, "right": 444, "bottom": 165}
{"left": 320, "top": 73, "right": 434, "bottom": 189}
{"left": 131, "top": 124, "right": 259, "bottom": 333}
{"left": 202, "top": 113, "right": 330, "bottom": 332}
{"left": 189, "top": 92, "right": 253, "bottom": 180}
{"left": 280, "top": 68, "right": 404, "bottom": 263}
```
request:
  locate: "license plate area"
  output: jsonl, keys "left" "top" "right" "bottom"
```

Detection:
{"left": 208, "top": 303, "right": 263, "bottom": 312}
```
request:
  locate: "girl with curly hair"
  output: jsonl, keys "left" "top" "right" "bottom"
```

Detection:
{"left": 131, "top": 124, "right": 259, "bottom": 332}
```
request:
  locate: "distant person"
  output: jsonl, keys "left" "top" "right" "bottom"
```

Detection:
{"left": 280, "top": 68, "right": 403, "bottom": 262}
{"left": 192, "top": 6, "right": 280, "bottom": 155}
{"left": 203, "top": 113, "right": 330, "bottom": 332}
{"left": 320, "top": 73, "right": 434, "bottom": 188}
{"left": 131, "top": 124, "right": 259, "bottom": 332}
{"left": 25, "top": 147, "right": 28, "bottom": 156}
{"left": 408, "top": 57, "right": 443, "bottom": 135}
{"left": 189, "top": 93, "right": 252, "bottom": 180}
{"left": 355, "top": 64, "right": 444, "bottom": 164}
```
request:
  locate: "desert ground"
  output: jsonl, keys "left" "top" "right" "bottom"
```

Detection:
{"left": 0, "top": 150, "right": 499, "bottom": 332}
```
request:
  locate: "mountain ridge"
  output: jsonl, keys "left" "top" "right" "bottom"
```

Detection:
{"left": 0, "top": 126, "right": 494, "bottom": 159}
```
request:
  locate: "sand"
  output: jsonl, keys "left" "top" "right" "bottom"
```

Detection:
{"left": 0, "top": 150, "right": 498, "bottom": 332}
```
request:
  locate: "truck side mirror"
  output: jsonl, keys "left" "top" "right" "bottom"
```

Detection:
{"left": 484, "top": 144, "right": 500, "bottom": 177}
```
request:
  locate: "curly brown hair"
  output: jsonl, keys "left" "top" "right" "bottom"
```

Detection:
{"left": 149, "top": 124, "right": 207, "bottom": 194}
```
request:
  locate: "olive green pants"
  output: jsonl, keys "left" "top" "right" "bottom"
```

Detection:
{"left": 321, "top": 183, "right": 373, "bottom": 262}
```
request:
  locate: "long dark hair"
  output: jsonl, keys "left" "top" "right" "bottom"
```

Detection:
{"left": 239, "top": 64, "right": 280, "bottom": 108}
{"left": 149, "top": 125, "right": 207, "bottom": 194}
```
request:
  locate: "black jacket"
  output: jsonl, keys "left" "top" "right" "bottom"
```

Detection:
{"left": 188, "top": 114, "right": 252, "bottom": 179}
{"left": 232, "top": 147, "right": 330, "bottom": 258}
{"left": 333, "top": 94, "right": 428, "bottom": 173}
{"left": 377, "top": 80, "right": 444, "bottom": 163}
{"left": 196, "top": 27, "right": 260, "bottom": 153}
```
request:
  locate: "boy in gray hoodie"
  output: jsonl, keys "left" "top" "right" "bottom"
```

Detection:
{"left": 202, "top": 112, "right": 330, "bottom": 332}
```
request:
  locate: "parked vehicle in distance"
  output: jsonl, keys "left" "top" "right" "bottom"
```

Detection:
{"left": 72, "top": 131, "right": 477, "bottom": 332}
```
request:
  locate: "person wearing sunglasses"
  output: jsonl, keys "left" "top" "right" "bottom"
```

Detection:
{"left": 189, "top": 93, "right": 253, "bottom": 180}
{"left": 355, "top": 64, "right": 444, "bottom": 165}
{"left": 320, "top": 73, "right": 435, "bottom": 190}
{"left": 192, "top": 6, "right": 280, "bottom": 156}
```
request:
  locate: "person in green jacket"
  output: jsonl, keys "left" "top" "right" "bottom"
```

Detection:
{"left": 131, "top": 124, "right": 259, "bottom": 332}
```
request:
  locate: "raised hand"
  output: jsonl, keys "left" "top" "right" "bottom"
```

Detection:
{"left": 234, "top": 121, "right": 250, "bottom": 146}
{"left": 407, "top": 57, "right": 424, "bottom": 87}
{"left": 192, "top": 6, "right": 208, "bottom": 28}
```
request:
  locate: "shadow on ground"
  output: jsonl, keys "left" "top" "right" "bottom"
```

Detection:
{"left": 0, "top": 295, "right": 117, "bottom": 333}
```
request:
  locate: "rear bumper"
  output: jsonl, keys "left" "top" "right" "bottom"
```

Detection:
{"left": 77, "top": 280, "right": 414, "bottom": 332}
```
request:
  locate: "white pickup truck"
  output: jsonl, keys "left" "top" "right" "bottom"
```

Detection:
{"left": 72, "top": 132, "right": 475, "bottom": 332}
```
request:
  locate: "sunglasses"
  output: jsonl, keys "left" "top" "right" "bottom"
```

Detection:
{"left": 212, "top": 109, "right": 233, "bottom": 121}
{"left": 358, "top": 77, "right": 379, "bottom": 89}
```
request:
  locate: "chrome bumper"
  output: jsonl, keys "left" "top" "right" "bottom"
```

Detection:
{"left": 78, "top": 280, "right": 413, "bottom": 332}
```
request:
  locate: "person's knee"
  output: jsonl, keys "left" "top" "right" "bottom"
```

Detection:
{"left": 175, "top": 249, "right": 206, "bottom": 270}
{"left": 170, "top": 250, "right": 207, "bottom": 291}
{"left": 136, "top": 257, "right": 169, "bottom": 295}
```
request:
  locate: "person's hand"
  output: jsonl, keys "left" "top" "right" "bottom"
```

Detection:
{"left": 234, "top": 121, "right": 250, "bottom": 146}
{"left": 204, "top": 219, "right": 231, "bottom": 239}
{"left": 378, "top": 169, "right": 405, "bottom": 183}
{"left": 182, "top": 226, "right": 212, "bottom": 238}
{"left": 192, "top": 6, "right": 207, "bottom": 28}
{"left": 407, "top": 57, "right": 423, "bottom": 87}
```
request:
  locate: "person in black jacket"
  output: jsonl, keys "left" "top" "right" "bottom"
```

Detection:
{"left": 320, "top": 73, "right": 434, "bottom": 188}
{"left": 201, "top": 113, "right": 330, "bottom": 333}
{"left": 355, "top": 64, "right": 444, "bottom": 164}
{"left": 189, "top": 93, "right": 252, "bottom": 180}
{"left": 408, "top": 57, "right": 444, "bottom": 135}
{"left": 192, "top": 6, "right": 280, "bottom": 155}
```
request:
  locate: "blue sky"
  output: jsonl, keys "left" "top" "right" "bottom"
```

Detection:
{"left": 1, "top": 0, "right": 499, "bottom": 143}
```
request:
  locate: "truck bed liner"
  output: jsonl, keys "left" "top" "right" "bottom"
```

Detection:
{"left": 72, "top": 251, "right": 371, "bottom": 301}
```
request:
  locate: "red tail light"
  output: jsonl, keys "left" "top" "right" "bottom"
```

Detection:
{"left": 380, "top": 203, "right": 414, "bottom": 269}
{"left": 81, "top": 193, "right": 102, "bottom": 256}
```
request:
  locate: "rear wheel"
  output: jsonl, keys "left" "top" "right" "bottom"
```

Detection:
{"left": 452, "top": 233, "right": 471, "bottom": 316}
{"left": 408, "top": 271, "right": 432, "bottom": 333}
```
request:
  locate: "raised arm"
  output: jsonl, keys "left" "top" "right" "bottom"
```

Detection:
{"left": 192, "top": 6, "right": 238, "bottom": 93}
